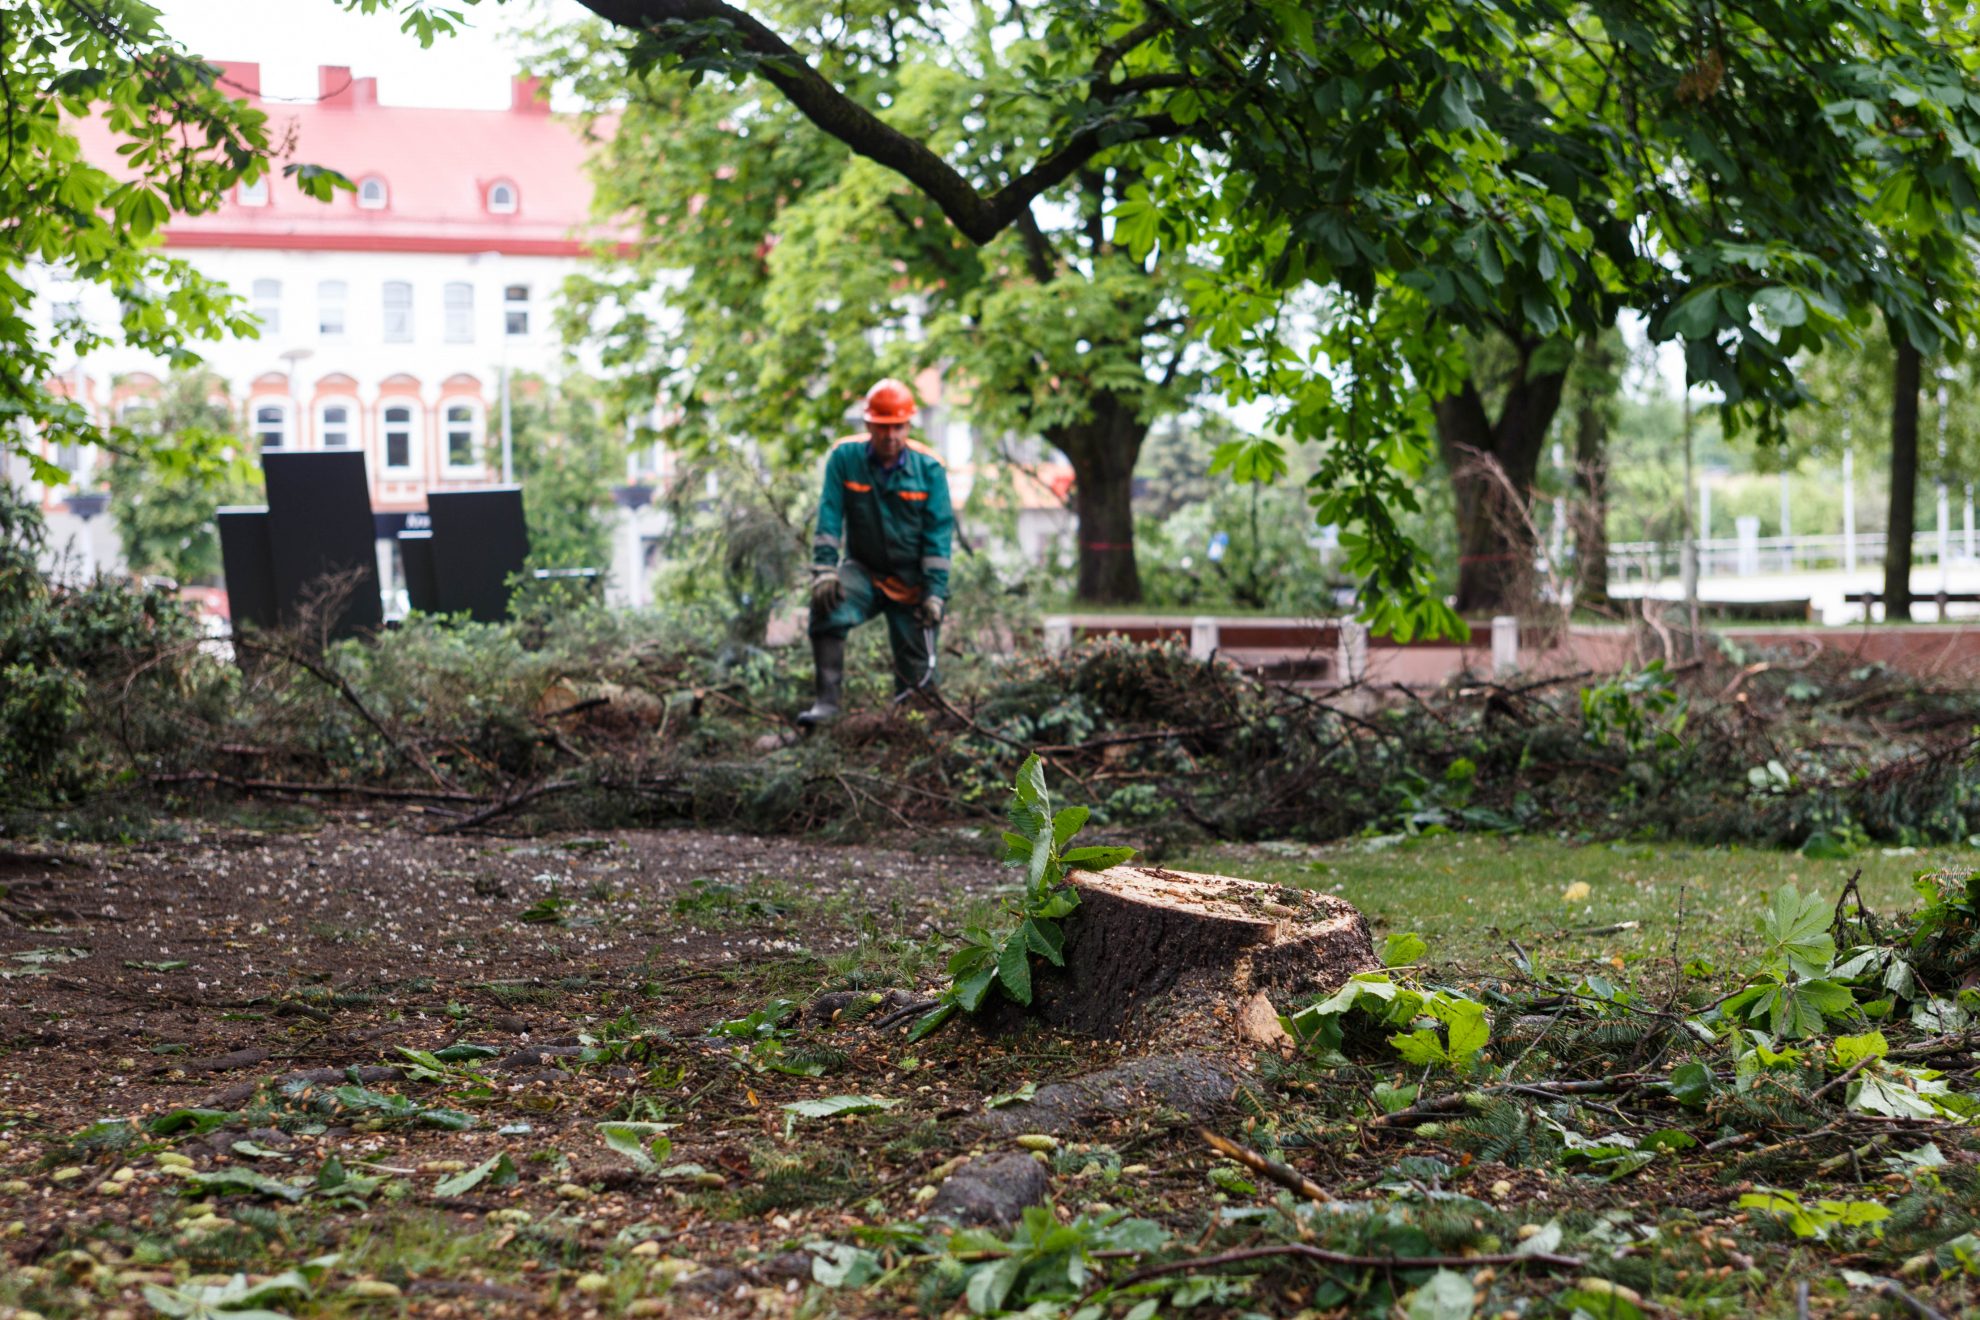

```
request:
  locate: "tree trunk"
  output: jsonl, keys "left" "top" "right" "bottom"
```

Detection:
{"left": 1435, "top": 344, "right": 1571, "bottom": 616}
{"left": 1029, "top": 865, "right": 1376, "bottom": 1048}
{"left": 1573, "top": 337, "right": 1615, "bottom": 610}
{"left": 1048, "top": 391, "right": 1150, "bottom": 605}
{"left": 1886, "top": 335, "right": 1923, "bottom": 622}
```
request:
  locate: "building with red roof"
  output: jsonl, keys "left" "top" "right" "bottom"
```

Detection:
{"left": 21, "top": 61, "right": 671, "bottom": 604}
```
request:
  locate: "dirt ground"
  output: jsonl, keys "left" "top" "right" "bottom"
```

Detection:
{"left": 0, "top": 822, "right": 1136, "bottom": 1317}
{"left": 2, "top": 821, "right": 1971, "bottom": 1319}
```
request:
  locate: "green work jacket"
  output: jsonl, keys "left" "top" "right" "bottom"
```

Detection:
{"left": 811, "top": 435, "right": 954, "bottom": 602}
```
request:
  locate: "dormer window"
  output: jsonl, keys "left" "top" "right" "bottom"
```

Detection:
{"left": 237, "top": 176, "right": 268, "bottom": 207}
{"left": 357, "top": 176, "right": 388, "bottom": 210}
{"left": 486, "top": 180, "right": 518, "bottom": 214}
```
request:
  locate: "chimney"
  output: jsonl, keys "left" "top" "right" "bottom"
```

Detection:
{"left": 318, "top": 65, "right": 354, "bottom": 108}
{"left": 352, "top": 77, "right": 378, "bottom": 108}
{"left": 211, "top": 61, "right": 261, "bottom": 102}
{"left": 511, "top": 75, "right": 549, "bottom": 114}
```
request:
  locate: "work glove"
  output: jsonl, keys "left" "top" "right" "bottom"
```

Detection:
{"left": 918, "top": 594, "right": 946, "bottom": 628}
{"left": 810, "top": 566, "right": 843, "bottom": 611}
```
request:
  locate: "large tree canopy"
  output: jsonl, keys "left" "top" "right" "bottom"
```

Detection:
{"left": 545, "top": 2, "right": 1203, "bottom": 602}
{"left": 552, "top": 0, "right": 1980, "bottom": 634}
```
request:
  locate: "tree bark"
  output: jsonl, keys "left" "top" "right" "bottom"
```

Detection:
{"left": 1048, "top": 392, "right": 1150, "bottom": 605}
{"left": 1030, "top": 865, "right": 1376, "bottom": 1046}
{"left": 1886, "top": 334, "right": 1923, "bottom": 622}
{"left": 1434, "top": 342, "right": 1571, "bottom": 616}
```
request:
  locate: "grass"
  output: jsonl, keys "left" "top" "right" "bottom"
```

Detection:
{"left": 1178, "top": 833, "right": 1964, "bottom": 974}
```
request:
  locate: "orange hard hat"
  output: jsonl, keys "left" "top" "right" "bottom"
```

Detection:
{"left": 863, "top": 378, "right": 917, "bottom": 425}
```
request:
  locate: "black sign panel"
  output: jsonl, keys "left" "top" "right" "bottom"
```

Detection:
{"left": 398, "top": 530, "right": 440, "bottom": 615}
{"left": 427, "top": 487, "right": 529, "bottom": 623}
{"left": 262, "top": 449, "right": 382, "bottom": 639}
{"left": 216, "top": 506, "right": 277, "bottom": 631}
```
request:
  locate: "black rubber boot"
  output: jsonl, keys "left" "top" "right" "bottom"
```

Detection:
{"left": 797, "top": 634, "right": 845, "bottom": 725}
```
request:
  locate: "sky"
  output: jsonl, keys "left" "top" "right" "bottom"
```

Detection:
{"left": 153, "top": 0, "right": 592, "bottom": 109}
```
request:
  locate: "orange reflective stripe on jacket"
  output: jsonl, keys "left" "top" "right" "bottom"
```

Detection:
{"left": 843, "top": 480, "right": 872, "bottom": 492}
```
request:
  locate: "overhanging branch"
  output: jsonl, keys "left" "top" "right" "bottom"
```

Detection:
{"left": 575, "top": 0, "right": 1186, "bottom": 245}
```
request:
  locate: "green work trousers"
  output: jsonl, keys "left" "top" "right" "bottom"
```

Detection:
{"left": 810, "top": 559, "right": 938, "bottom": 693}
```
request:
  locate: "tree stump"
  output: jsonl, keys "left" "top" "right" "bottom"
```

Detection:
{"left": 1031, "top": 865, "right": 1377, "bottom": 1049}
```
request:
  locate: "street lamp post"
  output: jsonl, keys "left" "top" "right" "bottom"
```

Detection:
{"left": 279, "top": 347, "right": 314, "bottom": 448}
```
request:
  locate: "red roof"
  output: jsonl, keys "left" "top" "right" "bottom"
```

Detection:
{"left": 69, "top": 62, "right": 619, "bottom": 257}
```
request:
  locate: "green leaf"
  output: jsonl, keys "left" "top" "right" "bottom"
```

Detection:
{"left": 1833, "top": 1031, "right": 1889, "bottom": 1067}
{"left": 179, "top": 1168, "right": 307, "bottom": 1202}
{"left": 146, "top": 1108, "right": 231, "bottom": 1136}
{"left": 1013, "top": 755, "right": 1048, "bottom": 810}
{"left": 955, "top": 966, "right": 996, "bottom": 1012}
{"left": 1390, "top": 1028, "right": 1449, "bottom": 1066}
{"left": 1405, "top": 1268, "right": 1477, "bottom": 1320}
{"left": 1763, "top": 886, "right": 1837, "bottom": 977}
{"left": 1751, "top": 285, "right": 1807, "bottom": 328}
{"left": 984, "top": 1081, "right": 1037, "bottom": 1109}
{"left": 810, "top": 1241, "right": 882, "bottom": 1288}
{"left": 1060, "top": 845, "right": 1134, "bottom": 871}
{"left": 1554, "top": 1284, "right": 1645, "bottom": 1320}
{"left": 965, "top": 1255, "right": 1023, "bottom": 1314}
{"left": 997, "top": 934, "right": 1033, "bottom": 1005}
{"left": 1021, "top": 917, "right": 1066, "bottom": 966}
{"left": 1381, "top": 932, "right": 1428, "bottom": 968}
{"left": 1438, "top": 999, "right": 1489, "bottom": 1062}
{"left": 598, "top": 1121, "right": 676, "bottom": 1173}
{"left": 779, "top": 1095, "right": 901, "bottom": 1120}
{"left": 1666, "top": 1062, "right": 1715, "bottom": 1109}
{"left": 434, "top": 1152, "right": 518, "bottom": 1197}
{"left": 1051, "top": 806, "right": 1090, "bottom": 848}
{"left": 905, "top": 1002, "right": 957, "bottom": 1042}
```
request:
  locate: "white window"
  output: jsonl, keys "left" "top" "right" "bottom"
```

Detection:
{"left": 253, "top": 402, "right": 288, "bottom": 448}
{"left": 317, "top": 280, "right": 347, "bottom": 338}
{"left": 319, "top": 401, "right": 354, "bottom": 449}
{"left": 383, "top": 281, "right": 412, "bottom": 342}
{"left": 443, "top": 282, "right": 474, "bottom": 343}
{"left": 251, "top": 278, "right": 281, "bottom": 333}
{"left": 486, "top": 181, "right": 518, "bottom": 214}
{"left": 357, "top": 176, "right": 388, "bottom": 210}
{"left": 382, "top": 403, "right": 416, "bottom": 471}
{"left": 504, "top": 283, "right": 530, "bottom": 337}
{"left": 444, "top": 403, "right": 481, "bottom": 469}
{"left": 237, "top": 177, "right": 269, "bottom": 207}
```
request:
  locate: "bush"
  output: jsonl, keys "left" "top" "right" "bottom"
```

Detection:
{"left": 0, "top": 486, "right": 214, "bottom": 805}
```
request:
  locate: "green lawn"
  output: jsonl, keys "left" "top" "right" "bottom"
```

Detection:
{"left": 1177, "top": 834, "right": 1969, "bottom": 980}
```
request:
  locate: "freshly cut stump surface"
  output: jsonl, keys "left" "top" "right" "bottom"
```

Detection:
{"left": 1032, "top": 865, "right": 1377, "bottom": 1047}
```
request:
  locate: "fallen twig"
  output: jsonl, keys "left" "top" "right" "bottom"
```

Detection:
{"left": 1198, "top": 1127, "right": 1332, "bottom": 1204}
{"left": 1368, "top": 1076, "right": 1650, "bottom": 1128}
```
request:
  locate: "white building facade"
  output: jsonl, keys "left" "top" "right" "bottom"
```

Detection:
{"left": 18, "top": 63, "right": 668, "bottom": 607}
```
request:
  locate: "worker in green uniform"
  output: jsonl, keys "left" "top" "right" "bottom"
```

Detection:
{"left": 798, "top": 378, "right": 954, "bottom": 725}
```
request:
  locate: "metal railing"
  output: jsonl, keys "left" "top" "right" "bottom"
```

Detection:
{"left": 1607, "top": 530, "right": 1980, "bottom": 584}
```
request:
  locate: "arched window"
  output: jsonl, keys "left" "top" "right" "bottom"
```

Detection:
{"left": 444, "top": 403, "right": 482, "bottom": 470}
{"left": 237, "top": 177, "right": 268, "bottom": 207}
{"left": 443, "top": 282, "right": 474, "bottom": 343}
{"left": 486, "top": 181, "right": 518, "bottom": 214}
{"left": 381, "top": 404, "right": 416, "bottom": 471}
{"left": 318, "top": 401, "right": 355, "bottom": 449}
{"left": 253, "top": 402, "right": 289, "bottom": 449}
{"left": 357, "top": 176, "right": 389, "bottom": 210}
